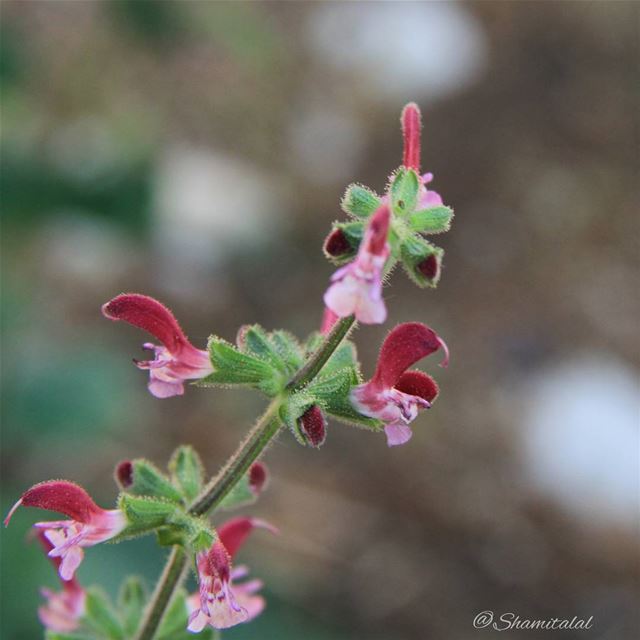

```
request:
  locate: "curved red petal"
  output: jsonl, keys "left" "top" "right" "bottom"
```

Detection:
{"left": 218, "top": 517, "right": 276, "bottom": 559}
{"left": 101, "top": 294, "right": 191, "bottom": 354}
{"left": 395, "top": 370, "right": 439, "bottom": 403}
{"left": 9, "top": 480, "right": 102, "bottom": 524}
{"left": 401, "top": 102, "right": 422, "bottom": 170}
{"left": 372, "top": 322, "right": 444, "bottom": 389}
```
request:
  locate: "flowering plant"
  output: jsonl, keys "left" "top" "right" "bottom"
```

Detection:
{"left": 6, "top": 103, "right": 453, "bottom": 639}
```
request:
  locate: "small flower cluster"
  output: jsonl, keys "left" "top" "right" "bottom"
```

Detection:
{"left": 7, "top": 102, "right": 453, "bottom": 637}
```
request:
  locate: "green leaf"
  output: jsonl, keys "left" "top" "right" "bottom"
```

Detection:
{"left": 341, "top": 183, "right": 381, "bottom": 218}
{"left": 269, "top": 330, "right": 304, "bottom": 374}
{"left": 390, "top": 168, "right": 420, "bottom": 217}
{"left": 408, "top": 205, "right": 453, "bottom": 234}
{"left": 46, "top": 633, "right": 96, "bottom": 640}
{"left": 202, "top": 337, "right": 283, "bottom": 395}
{"left": 118, "top": 494, "right": 178, "bottom": 536}
{"left": 46, "top": 633, "right": 97, "bottom": 640}
{"left": 308, "top": 367, "right": 358, "bottom": 404}
{"left": 218, "top": 467, "right": 258, "bottom": 511}
{"left": 321, "top": 340, "right": 359, "bottom": 378}
{"left": 85, "top": 588, "right": 124, "bottom": 640}
{"left": 121, "top": 459, "right": 184, "bottom": 504}
{"left": 118, "top": 576, "right": 147, "bottom": 637}
{"left": 169, "top": 445, "right": 204, "bottom": 502}
{"left": 400, "top": 233, "right": 443, "bottom": 288}
{"left": 238, "top": 324, "right": 287, "bottom": 373}
{"left": 324, "top": 395, "right": 384, "bottom": 431}
{"left": 279, "top": 391, "right": 316, "bottom": 444}
{"left": 157, "top": 589, "right": 190, "bottom": 640}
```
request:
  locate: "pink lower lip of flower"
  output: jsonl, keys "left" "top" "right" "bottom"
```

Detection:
{"left": 323, "top": 205, "right": 391, "bottom": 325}
{"left": 102, "top": 293, "right": 213, "bottom": 398}
{"left": 4, "top": 480, "right": 126, "bottom": 581}
{"left": 38, "top": 582, "right": 86, "bottom": 633}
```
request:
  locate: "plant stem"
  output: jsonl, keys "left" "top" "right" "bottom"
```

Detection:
{"left": 135, "top": 314, "right": 357, "bottom": 639}
{"left": 189, "top": 403, "right": 282, "bottom": 516}
{"left": 286, "top": 314, "right": 355, "bottom": 390}
{"left": 135, "top": 546, "right": 188, "bottom": 640}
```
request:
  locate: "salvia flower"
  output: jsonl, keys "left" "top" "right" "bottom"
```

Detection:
{"left": 188, "top": 517, "right": 275, "bottom": 632}
{"left": 324, "top": 204, "right": 391, "bottom": 324}
{"left": 4, "top": 480, "right": 126, "bottom": 580}
{"left": 351, "top": 322, "right": 449, "bottom": 446}
{"left": 37, "top": 532, "right": 87, "bottom": 633}
{"left": 401, "top": 103, "right": 446, "bottom": 210}
{"left": 102, "top": 293, "right": 213, "bottom": 398}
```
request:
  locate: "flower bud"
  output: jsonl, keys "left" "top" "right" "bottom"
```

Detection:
{"left": 298, "top": 405, "right": 327, "bottom": 448}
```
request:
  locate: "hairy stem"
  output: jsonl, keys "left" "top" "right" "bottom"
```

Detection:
{"left": 135, "top": 546, "right": 188, "bottom": 640}
{"left": 189, "top": 403, "right": 282, "bottom": 516}
{"left": 135, "top": 315, "right": 357, "bottom": 639}
{"left": 287, "top": 314, "right": 355, "bottom": 390}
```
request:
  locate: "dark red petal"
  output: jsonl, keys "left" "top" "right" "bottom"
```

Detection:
{"left": 417, "top": 254, "right": 440, "bottom": 281}
{"left": 217, "top": 517, "right": 276, "bottom": 559}
{"left": 324, "top": 229, "right": 352, "bottom": 257}
{"left": 365, "top": 205, "right": 391, "bottom": 256}
{"left": 101, "top": 293, "right": 190, "bottom": 354}
{"left": 7, "top": 480, "right": 102, "bottom": 524}
{"left": 298, "top": 405, "right": 327, "bottom": 448}
{"left": 372, "top": 322, "right": 444, "bottom": 389}
{"left": 248, "top": 462, "right": 269, "bottom": 496}
{"left": 401, "top": 103, "right": 422, "bottom": 170}
{"left": 395, "top": 370, "right": 439, "bottom": 402}
{"left": 207, "top": 541, "right": 231, "bottom": 582}
{"left": 115, "top": 461, "right": 133, "bottom": 489}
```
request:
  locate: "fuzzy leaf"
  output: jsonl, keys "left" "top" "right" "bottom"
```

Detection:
{"left": 279, "top": 391, "right": 315, "bottom": 444}
{"left": 238, "top": 325, "right": 287, "bottom": 373}
{"left": 324, "top": 395, "right": 384, "bottom": 431}
{"left": 408, "top": 205, "right": 453, "bottom": 234}
{"left": 118, "top": 576, "right": 147, "bottom": 637}
{"left": 218, "top": 469, "right": 258, "bottom": 511}
{"left": 308, "top": 367, "right": 358, "bottom": 404}
{"left": 119, "top": 459, "right": 183, "bottom": 504}
{"left": 169, "top": 446, "right": 204, "bottom": 502}
{"left": 390, "top": 168, "right": 420, "bottom": 217}
{"left": 400, "top": 233, "right": 443, "bottom": 288}
{"left": 269, "top": 330, "right": 304, "bottom": 374}
{"left": 203, "top": 337, "right": 283, "bottom": 395}
{"left": 341, "top": 183, "right": 381, "bottom": 218}
{"left": 118, "top": 494, "right": 178, "bottom": 535}
{"left": 85, "top": 588, "right": 124, "bottom": 640}
{"left": 157, "top": 589, "right": 191, "bottom": 640}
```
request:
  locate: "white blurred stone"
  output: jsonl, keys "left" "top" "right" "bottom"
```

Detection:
{"left": 152, "top": 145, "right": 285, "bottom": 297}
{"left": 288, "top": 104, "right": 366, "bottom": 185}
{"left": 307, "top": 1, "right": 488, "bottom": 103}
{"left": 519, "top": 354, "right": 640, "bottom": 531}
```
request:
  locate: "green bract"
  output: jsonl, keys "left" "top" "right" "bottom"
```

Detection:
{"left": 390, "top": 167, "right": 421, "bottom": 217}
{"left": 409, "top": 205, "right": 454, "bottom": 234}
{"left": 169, "top": 446, "right": 205, "bottom": 503}
{"left": 341, "top": 183, "right": 381, "bottom": 218}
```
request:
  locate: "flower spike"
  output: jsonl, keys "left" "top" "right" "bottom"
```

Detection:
{"left": 351, "top": 323, "right": 448, "bottom": 446}
{"left": 324, "top": 204, "right": 391, "bottom": 324}
{"left": 188, "top": 517, "right": 276, "bottom": 632}
{"left": 102, "top": 293, "right": 213, "bottom": 398}
{"left": 5, "top": 480, "right": 126, "bottom": 580}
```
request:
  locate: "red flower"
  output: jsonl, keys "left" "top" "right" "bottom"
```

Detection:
{"left": 351, "top": 322, "right": 448, "bottom": 446}
{"left": 102, "top": 293, "right": 212, "bottom": 398}
{"left": 187, "top": 517, "right": 276, "bottom": 632}
{"left": 5, "top": 480, "right": 126, "bottom": 580}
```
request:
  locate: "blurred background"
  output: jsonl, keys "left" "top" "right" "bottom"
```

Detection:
{"left": 1, "top": 1, "right": 638, "bottom": 639}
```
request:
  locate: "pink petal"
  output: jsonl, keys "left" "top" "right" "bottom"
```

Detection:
{"left": 59, "top": 546, "right": 84, "bottom": 581}
{"left": 372, "top": 323, "right": 445, "bottom": 389}
{"left": 187, "top": 609, "right": 209, "bottom": 633}
{"left": 363, "top": 205, "right": 390, "bottom": 256}
{"left": 320, "top": 307, "right": 340, "bottom": 335}
{"left": 401, "top": 102, "right": 422, "bottom": 170}
{"left": 385, "top": 423, "right": 413, "bottom": 446}
{"left": 148, "top": 377, "right": 185, "bottom": 398}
